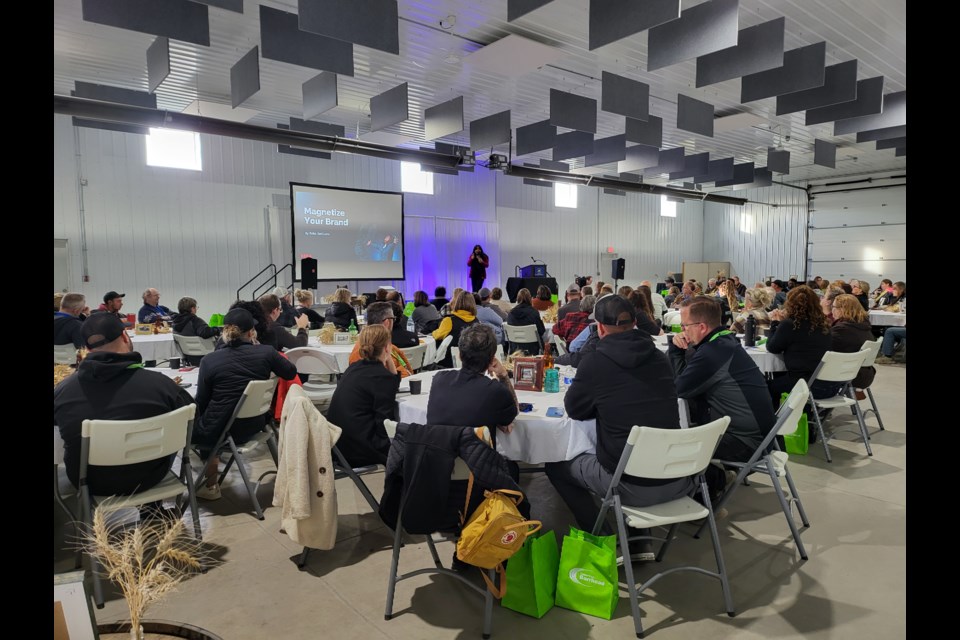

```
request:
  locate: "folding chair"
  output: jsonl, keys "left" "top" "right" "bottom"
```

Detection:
{"left": 172, "top": 333, "right": 216, "bottom": 361}
{"left": 383, "top": 422, "right": 499, "bottom": 639}
{"left": 504, "top": 324, "right": 540, "bottom": 355}
{"left": 806, "top": 349, "right": 872, "bottom": 462}
{"left": 553, "top": 334, "right": 568, "bottom": 355}
{"left": 430, "top": 335, "right": 454, "bottom": 369}
{"left": 697, "top": 379, "right": 812, "bottom": 559}
{"left": 285, "top": 347, "right": 340, "bottom": 412}
{"left": 592, "top": 417, "right": 734, "bottom": 638}
{"left": 403, "top": 343, "right": 428, "bottom": 372}
{"left": 54, "top": 343, "right": 78, "bottom": 364}
{"left": 853, "top": 338, "right": 886, "bottom": 433}
{"left": 450, "top": 346, "right": 462, "bottom": 369}
{"left": 195, "top": 378, "right": 280, "bottom": 520}
{"left": 79, "top": 404, "right": 201, "bottom": 608}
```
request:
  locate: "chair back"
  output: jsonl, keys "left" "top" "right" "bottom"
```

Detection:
{"left": 553, "top": 334, "right": 568, "bottom": 355}
{"left": 810, "top": 350, "right": 869, "bottom": 384}
{"left": 504, "top": 324, "right": 539, "bottom": 344}
{"left": 663, "top": 310, "right": 681, "bottom": 326}
{"left": 495, "top": 344, "right": 505, "bottom": 361}
{"left": 81, "top": 404, "right": 196, "bottom": 468}
{"left": 54, "top": 344, "right": 78, "bottom": 364}
{"left": 285, "top": 347, "right": 341, "bottom": 376}
{"left": 450, "top": 347, "right": 462, "bottom": 369}
{"left": 775, "top": 379, "right": 811, "bottom": 436}
{"left": 619, "top": 417, "right": 730, "bottom": 482}
{"left": 384, "top": 419, "right": 399, "bottom": 439}
{"left": 858, "top": 337, "right": 883, "bottom": 367}
{"left": 434, "top": 335, "right": 454, "bottom": 364}
{"left": 234, "top": 378, "right": 281, "bottom": 420}
{"left": 172, "top": 333, "right": 216, "bottom": 357}
{"left": 404, "top": 343, "right": 428, "bottom": 371}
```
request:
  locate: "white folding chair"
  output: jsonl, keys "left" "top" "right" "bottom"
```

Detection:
{"left": 284, "top": 347, "right": 340, "bottom": 412}
{"left": 592, "top": 417, "right": 734, "bottom": 637}
{"left": 699, "top": 380, "right": 812, "bottom": 559}
{"left": 663, "top": 310, "right": 682, "bottom": 327}
{"left": 54, "top": 343, "right": 78, "bottom": 364}
{"left": 172, "top": 333, "right": 216, "bottom": 360}
{"left": 806, "top": 349, "right": 872, "bottom": 462}
{"left": 504, "top": 324, "right": 540, "bottom": 355}
{"left": 853, "top": 338, "right": 886, "bottom": 433}
{"left": 553, "top": 334, "right": 568, "bottom": 355}
{"left": 403, "top": 343, "right": 428, "bottom": 372}
{"left": 79, "top": 404, "right": 200, "bottom": 608}
{"left": 432, "top": 335, "right": 454, "bottom": 368}
{"left": 495, "top": 344, "right": 504, "bottom": 361}
{"left": 450, "top": 346, "right": 462, "bottom": 369}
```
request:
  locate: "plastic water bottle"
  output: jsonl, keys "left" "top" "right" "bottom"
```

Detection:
{"left": 407, "top": 316, "right": 415, "bottom": 333}
{"left": 544, "top": 367, "right": 560, "bottom": 393}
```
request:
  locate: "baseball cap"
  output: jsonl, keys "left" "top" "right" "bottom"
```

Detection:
{"left": 593, "top": 295, "right": 637, "bottom": 327}
{"left": 223, "top": 308, "right": 256, "bottom": 332}
{"left": 773, "top": 279, "right": 786, "bottom": 289}
{"left": 478, "top": 287, "right": 492, "bottom": 299}
{"left": 270, "top": 287, "right": 289, "bottom": 299}
{"left": 103, "top": 291, "right": 125, "bottom": 303}
{"left": 82, "top": 313, "right": 126, "bottom": 349}
{"left": 566, "top": 283, "right": 581, "bottom": 294}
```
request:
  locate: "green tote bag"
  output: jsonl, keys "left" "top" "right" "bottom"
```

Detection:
{"left": 555, "top": 527, "right": 619, "bottom": 620}
{"left": 501, "top": 530, "right": 560, "bottom": 619}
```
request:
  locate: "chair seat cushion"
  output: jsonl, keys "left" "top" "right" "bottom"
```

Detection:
{"left": 622, "top": 496, "right": 709, "bottom": 528}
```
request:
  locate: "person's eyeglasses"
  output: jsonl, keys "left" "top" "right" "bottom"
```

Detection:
{"left": 680, "top": 322, "right": 703, "bottom": 329}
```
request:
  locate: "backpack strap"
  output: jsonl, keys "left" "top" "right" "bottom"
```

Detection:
{"left": 460, "top": 471, "right": 475, "bottom": 527}
{"left": 478, "top": 564, "right": 507, "bottom": 599}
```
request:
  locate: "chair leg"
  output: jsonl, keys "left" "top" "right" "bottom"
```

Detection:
{"left": 181, "top": 462, "right": 203, "bottom": 541}
{"left": 332, "top": 446, "right": 381, "bottom": 514}
{"left": 217, "top": 454, "right": 236, "bottom": 485}
{"left": 782, "top": 466, "right": 810, "bottom": 528}
{"left": 425, "top": 535, "right": 444, "bottom": 569}
{"left": 768, "top": 466, "right": 808, "bottom": 560}
{"left": 297, "top": 547, "right": 311, "bottom": 570}
{"left": 866, "top": 388, "right": 885, "bottom": 430}
{"left": 266, "top": 432, "right": 279, "bottom": 467}
{"left": 853, "top": 401, "right": 873, "bottom": 457}
{"left": 228, "top": 440, "right": 265, "bottom": 520}
{"left": 701, "top": 481, "right": 735, "bottom": 617}
{"left": 656, "top": 523, "right": 679, "bottom": 562}
{"left": 613, "top": 495, "right": 644, "bottom": 638}
{"left": 482, "top": 569, "right": 495, "bottom": 639}
{"left": 808, "top": 399, "right": 832, "bottom": 463}
{"left": 384, "top": 520, "right": 404, "bottom": 620}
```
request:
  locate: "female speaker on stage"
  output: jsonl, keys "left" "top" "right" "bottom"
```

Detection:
{"left": 467, "top": 244, "right": 490, "bottom": 292}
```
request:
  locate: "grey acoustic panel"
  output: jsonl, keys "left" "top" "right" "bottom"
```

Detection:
{"left": 696, "top": 17, "right": 784, "bottom": 88}
{"left": 541, "top": 159, "right": 569, "bottom": 171}
{"left": 192, "top": 0, "right": 243, "bottom": 12}
{"left": 589, "top": 0, "right": 680, "bottom": 51}
{"left": 741, "top": 41, "right": 826, "bottom": 103}
{"left": 834, "top": 91, "right": 906, "bottom": 135}
{"left": 553, "top": 131, "right": 595, "bottom": 161}
{"left": 230, "top": 47, "right": 260, "bottom": 108}
{"left": 289, "top": 117, "right": 345, "bottom": 137}
{"left": 875, "top": 137, "right": 906, "bottom": 150}
{"left": 776, "top": 60, "right": 858, "bottom": 116}
{"left": 805, "top": 76, "right": 884, "bottom": 126}
{"left": 524, "top": 178, "right": 554, "bottom": 188}
{"left": 584, "top": 134, "right": 627, "bottom": 167}
{"left": 625, "top": 115, "right": 663, "bottom": 147}
{"left": 715, "top": 162, "right": 755, "bottom": 187}
{"left": 146, "top": 37, "right": 170, "bottom": 94}
{"left": 617, "top": 144, "right": 660, "bottom": 172}
{"left": 550, "top": 89, "right": 597, "bottom": 133}
{"left": 601, "top": 71, "right": 649, "bottom": 121}
{"left": 895, "top": 148, "right": 905, "bottom": 157}
{"left": 509, "top": 0, "right": 554, "bottom": 21}
{"left": 814, "top": 139, "right": 836, "bottom": 169}
{"left": 303, "top": 72, "right": 338, "bottom": 120}
{"left": 298, "top": 0, "right": 399, "bottom": 55}
{"left": 81, "top": 0, "right": 210, "bottom": 46}
{"left": 619, "top": 172, "right": 642, "bottom": 183}
{"left": 669, "top": 152, "right": 709, "bottom": 179}
{"left": 260, "top": 6, "right": 354, "bottom": 76}
{"left": 676, "top": 94, "right": 714, "bottom": 137}
{"left": 72, "top": 82, "right": 155, "bottom": 134}
{"left": 767, "top": 148, "right": 790, "bottom": 174}
{"left": 516, "top": 119, "right": 557, "bottom": 156}
{"left": 682, "top": 182, "right": 697, "bottom": 190}
{"left": 604, "top": 188, "right": 627, "bottom": 196}
{"left": 753, "top": 167, "right": 773, "bottom": 187}
{"left": 470, "top": 110, "right": 512, "bottom": 150}
{"left": 370, "top": 83, "right": 409, "bottom": 132}
{"left": 435, "top": 142, "right": 471, "bottom": 156}
{"left": 424, "top": 96, "right": 464, "bottom": 141}
{"left": 857, "top": 125, "right": 906, "bottom": 143}
{"left": 277, "top": 124, "right": 331, "bottom": 159}
{"left": 423, "top": 166, "right": 460, "bottom": 176}
{"left": 646, "top": 147, "right": 685, "bottom": 175}
{"left": 647, "top": 0, "right": 739, "bottom": 72}
{"left": 693, "top": 157, "right": 735, "bottom": 183}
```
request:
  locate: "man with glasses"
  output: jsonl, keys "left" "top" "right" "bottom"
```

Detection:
{"left": 667, "top": 297, "right": 776, "bottom": 498}
{"left": 348, "top": 302, "right": 413, "bottom": 377}
{"left": 138, "top": 288, "right": 173, "bottom": 323}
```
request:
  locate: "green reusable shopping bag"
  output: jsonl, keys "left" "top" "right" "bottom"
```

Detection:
{"left": 555, "top": 527, "right": 619, "bottom": 620}
{"left": 501, "top": 530, "right": 560, "bottom": 619}
{"left": 780, "top": 392, "right": 809, "bottom": 455}
{"left": 208, "top": 313, "right": 225, "bottom": 328}
{"left": 403, "top": 301, "right": 415, "bottom": 318}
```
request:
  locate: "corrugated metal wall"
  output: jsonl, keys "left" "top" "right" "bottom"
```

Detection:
{"left": 702, "top": 185, "right": 809, "bottom": 285}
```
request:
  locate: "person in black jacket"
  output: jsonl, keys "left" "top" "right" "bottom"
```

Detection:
{"left": 326, "top": 287, "right": 359, "bottom": 330}
{"left": 270, "top": 287, "right": 299, "bottom": 328}
{"left": 257, "top": 294, "right": 309, "bottom": 351}
{"left": 54, "top": 313, "right": 194, "bottom": 497}
{"left": 54, "top": 292, "right": 87, "bottom": 348}
{"left": 545, "top": 296, "right": 691, "bottom": 551}
{"left": 556, "top": 323, "right": 600, "bottom": 368}
{"left": 171, "top": 296, "right": 222, "bottom": 365}
{"left": 830, "top": 295, "right": 877, "bottom": 389}
{"left": 326, "top": 325, "right": 401, "bottom": 467}
{"left": 193, "top": 308, "right": 298, "bottom": 500}
{"left": 430, "top": 286, "right": 450, "bottom": 313}
{"left": 293, "top": 289, "right": 325, "bottom": 330}
{"left": 505, "top": 288, "right": 546, "bottom": 355}
{"left": 766, "top": 285, "right": 833, "bottom": 404}
{"left": 388, "top": 301, "right": 419, "bottom": 349}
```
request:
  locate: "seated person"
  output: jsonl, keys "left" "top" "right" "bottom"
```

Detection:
{"left": 192, "top": 308, "right": 298, "bottom": 499}
{"left": 327, "top": 325, "right": 401, "bottom": 467}
{"left": 55, "top": 292, "right": 87, "bottom": 348}
{"left": 505, "top": 288, "right": 546, "bottom": 355}
{"left": 851, "top": 280, "right": 871, "bottom": 311}
{"left": 271, "top": 287, "right": 299, "bottom": 328}
{"left": 411, "top": 290, "right": 442, "bottom": 334}
{"left": 531, "top": 285, "right": 555, "bottom": 312}
{"left": 556, "top": 284, "right": 582, "bottom": 321}
{"left": 293, "top": 289, "right": 325, "bottom": 330}
{"left": 473, "top": 292, "right": 505, "bottom": 344}
{"left": 439, "top": 288, "right": 464, "bottom": 317}
{"left": 876, "top": 326, "right": 906, "bottom": 364}
{"left": 387, "top": 301, "right": 420, "bottom": 349}
{"left": 490, "top": 287, "right": 512, "bottom": 315}
{"left": 93, "top": 291, "right": 131, "bottom": 326}
{"left": 731, "top": 288, "right": 772, "bottom": 334}
{"left": 349, "top": 302, "right": 414, "bottom": 377}
{"left": 138, "top": 288, "right": 173, "bottom": 323}
{"left": 430, "top": 286, "right": 450, "bottom": 313}
{"left": 478, "top": 287, "right": 508, "bottom": 321}
{"left": 628, "top": 290, "right": 661, "bottom": 336}
{"left": 257, "top": 294, "right": 309, "bottom": 351}
{"left": 171, "top": 296, "right": 222, "bottom": 365}
{"left": 325, "top": 287, "right": 359, "bottom": 330}
{"left": 766, "top": 286, "right": 833, "bottom": 404}
{"left": 553, "top": 295, "right": 595, "bottom": 345}
{"left": 829, "top": 294, "right": 877, "bottom": 389}
{"left": 879, "top": 281, "right": 906, "bottom": 309}
{"left": 432, "top": 291, "right": 479, "bottom": 367}
{"left": 54, "top": 313, "right": 194, "bottom": 498}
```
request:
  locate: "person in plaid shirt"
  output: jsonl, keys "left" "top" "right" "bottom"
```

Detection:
{"left": 553, "top": 295, "right": 596, "bottom": 344}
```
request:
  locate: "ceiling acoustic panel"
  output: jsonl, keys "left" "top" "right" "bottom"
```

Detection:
{"left": 617, "top": 144, "right": 660, "bottom": 173}
{"left": 192, "top": 0, "right": 243, "bottom": 12}
{"left": 81, "top": 0, "right": 210, "bottom": 46}
{"left": 895, "top": 148, "right": 906, "bottom": 157}
{"left": 260, "top": 5, "right": 354, "bottom": 76}
{"left": 584, "top": 134, "right": 627, "bottom": 167}
{"left": 72, "top": 81, "right": 156, "bottom": 134}
{"left": 715, "top": 162, "right": 755, "bottom": 187}
{"left": 857, "top": 125, "right": 906, "bottom": 143}
{"left": 875, "top": 137, "right": 907, "bottom": 150}
{"left": 696, "top": 17, "right": 784, "bottom": 88}
{"left": 370, "top": 83, "right": 409, "bottom": 132}
{"left": 619, "top": 172, "right": 642, "bottom": 182}
{"left": 424, "top": 96, "right": 464, "bottom": 141}
{"left": 805, "top": 76, "right": 884, "bottom": 126}
{"left": 303, "top": 72, "right": 338, "bottom": 120}
{"left": 625, "top": 115, "right": 663, "bottom": 147}
{"left": 601, "top": 71, "right": 649, "bottom": 121}
{"left": 541, "top": 159, "right": 569, "bottom": 171}
{"left": 814, "top": 139, "right": 837, "bottom": 168}
{"left": 508, "top": 0, "right": 554, "bottom": 21}
{"left": 676, "top": 94, "right": 714, "bottom": 137}
{"left": 834, "top": 91, "right": 906, "bottom": 136}
{"left": 470, "top": 110, "right": 512, "bottom": 150}
{"left": 767, "top": 148, "right": 790, "bottom": 174}
{"left": 550, "top": 89, "right": 598, "bottom": 133}
{"left": 589, "top": 0, "right": 680, "bottom": 51}
{"left": 669, "top": 152, "right": 709, "bottom": 179}
{"left": 753, "top": 167, "right": 773, "bottom": 187}
{"left": 298, "top": 0, "right": 399, "bottom": 55}
{"left": 693, "top": 157, "right": 735, "bottom": 183}
{"left": 517, "top": 119, "right": 557, "bottom": 156}
{"left": 646, "top": 146, "right": 685, "bottom": 175}
{"left": 776, "top": 60, "right": 858, "bottom": 116}
{"left": 230, "top": 47, "right": 260, "bottom": 108}
{"left": 647, "top": 0, "right": 739, "bottom": 72}
{"left": 289, "top": 117, "right": 345, "bottom": 137}
{"left": 277, "top": 124, "right": 331, "bottom": 160}
{"left": 553, "top": 131, "right": 595, "bottom": 161}
{"left": 524, "top": 178, "right": 554, "bottom": 188}
{"left": 146, "top": 37, "right": 170, "bottom": 94}
{"left": 741, "top": 41, "right": 826, "bottom": 103}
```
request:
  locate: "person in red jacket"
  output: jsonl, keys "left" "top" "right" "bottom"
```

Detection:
{"left": 467, "top": 244, "right": 489, "bottom": 293}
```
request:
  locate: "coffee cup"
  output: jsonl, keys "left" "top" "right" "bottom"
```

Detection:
{"left": 409, "top": 379, "right": 422, "bottom": 395}
{"left": 169, "top": 357, "right": 181, "bottom": 370}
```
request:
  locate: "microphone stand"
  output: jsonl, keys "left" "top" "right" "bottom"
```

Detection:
{"left": 531, "top": 257, "right": 552, "bottom": 278}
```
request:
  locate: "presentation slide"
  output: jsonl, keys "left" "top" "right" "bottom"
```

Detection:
{"left": 291, "top": 183, "right": 404, "bottom": 281}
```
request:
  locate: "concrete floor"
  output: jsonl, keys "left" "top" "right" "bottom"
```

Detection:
{"left": 55, "top": 362, "right": 906, "bottom": 639}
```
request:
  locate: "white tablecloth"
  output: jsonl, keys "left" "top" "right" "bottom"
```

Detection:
{"left": 309, "top": 336, "right": 436, "bottom": 372}
{"left": 129, "top": 332, "right": 179, "bottom": 362}
{"left": 654, "top": 335, "right": 786, "bottom": 373}
{"left": 869, "top": 310, "right": 907, "bottom": 327}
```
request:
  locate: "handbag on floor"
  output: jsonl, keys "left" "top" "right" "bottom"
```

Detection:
{"left": 555, "top": 527, "right": 619, "bottom": 619}
{"left": 501, "top": 530, "right": 560, "bottom": 618}
{"left": 780, "top": 391, "right": 809, "bottom": 455}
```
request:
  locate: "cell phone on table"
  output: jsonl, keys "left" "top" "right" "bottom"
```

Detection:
{"left": 518, "top": 402, "right": 534, "bottom": 413}
{"left": 546, "top": 407, "right": 564, "bottom": 418}
{"left": 179, "top": 366, "right": 197, "bottom": 371}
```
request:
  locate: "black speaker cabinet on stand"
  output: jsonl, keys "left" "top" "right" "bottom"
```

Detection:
{"left": 300, "top": 257, "right": 318, "bottom": 289}
{"left": 611, "top": 258, "right": 625, "bottom": 289}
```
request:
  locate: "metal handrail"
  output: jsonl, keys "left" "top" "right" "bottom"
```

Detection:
{"left": 237, "top": 264, "right": 276, "bottom": 302}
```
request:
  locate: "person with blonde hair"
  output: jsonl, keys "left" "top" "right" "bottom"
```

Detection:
{"left": 432, "top": 290, "right": 479, "bottom": 367}
{"left": 293, "top": 289, "right": 324, "bottom": 329}
{"left": 820, "top": 287, "right": 844, "bottom": 326}
{"left": 326, "top": 324, "right": 400, "bottom": 467}
{"left": 830, "top": 294, "right": 876, "bottom": 389}
{"left": 326, "top": 287, "right": 359, "bottom": 329}
{"left": 731, "top": 287, "right": 772, "bottom": 334}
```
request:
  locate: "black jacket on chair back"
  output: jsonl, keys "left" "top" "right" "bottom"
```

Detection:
{"left": 506, "top": 302, "right": 545, "bottom": 355}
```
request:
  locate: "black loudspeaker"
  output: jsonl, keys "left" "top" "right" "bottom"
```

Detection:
{"left": 300, "top": 257, "right": 318, "bottom": 289}
{"left": 611, "top": 258, "right": 625, "bottom": 280}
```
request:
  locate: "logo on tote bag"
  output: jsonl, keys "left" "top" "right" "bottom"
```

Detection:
{"left": 568, "top": 568, "right": 607, "bottom": 587}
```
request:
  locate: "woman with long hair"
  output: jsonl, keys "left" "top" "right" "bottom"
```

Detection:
{"left": 766, "top": 285, "right": 833, "bottom": 404}
{"left": 830, "top": 294, "right": 876, "bottom": 390}
{"left": 506, "top": 288, "right": 547, "bottom": 355}
{"left": 411, "top": 290, "right": 442, "bottom": 333}
{"left": 467, "top": 244, "right": 490, "bottom": 292}
{"left": 325, "top": 287, "right": 359, "bottom": 330}
{"left": 627, "top": 290, "right": 661, "bottom": 336}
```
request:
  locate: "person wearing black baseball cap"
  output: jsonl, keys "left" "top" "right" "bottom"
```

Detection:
{"left": 544, "top": 295, "right": 690, "bottom": 562}
{"left": 54, "top": 313, "right": 195, "bottom": 499}
{"left": 93, "top": 291, "right": 130, "bottom": 325}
